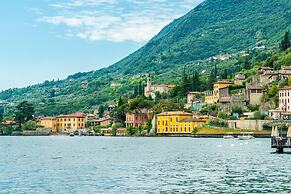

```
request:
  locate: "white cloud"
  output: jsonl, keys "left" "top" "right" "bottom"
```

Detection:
{"left": 38, "top": 0, "right": 204, "bottom": 43}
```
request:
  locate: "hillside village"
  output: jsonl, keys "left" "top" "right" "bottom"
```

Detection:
{"left": 0, "top": 32, "right": 291, "bottom": 136}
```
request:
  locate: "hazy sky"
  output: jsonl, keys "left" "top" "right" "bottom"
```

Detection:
{"left": 0, "top": 0, "right": 203, "bottom": 91}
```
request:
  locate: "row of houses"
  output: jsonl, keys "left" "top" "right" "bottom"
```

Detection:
{"left": 185, "top": 66, "right": 291, "bottom": 114}
{"left": 38, "top": 113, "right": 112, "bottom": 134}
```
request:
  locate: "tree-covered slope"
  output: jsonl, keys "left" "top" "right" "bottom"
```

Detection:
{"left": 0, "top": 0, "right": 290, "bottom": 115}
{"left": 108, "top": 0, "right": 290, "bottom": 75}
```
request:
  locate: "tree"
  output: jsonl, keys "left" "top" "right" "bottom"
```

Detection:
{"left": 221, "top": 69, "right": 228, "bottom": 79}
{"left": 118, "top": 96, "right": 125, "bottom": 107}
{"left": 207, "top": 70, "right": 216, "bottom": 90}
{"left": 49, "top": 89, "right": 56, "bottom": 98}
{"left": 0, "top": 107, "right": 3, "bottom": 123}
{"left": 15, "top": 101, "right": 35, "bottom": 128}
{"left": 98, "top": 105, "right": 105, "bottom": 118}
{"left": 253, "top": 111, "right": 267, "bottom": 120}
{"left": 191, "top": 70, "right": 200, "bottom": 91}
{"left": 243, "top": 57, "right": 251, "bottom": 69}
{"left": 217, "top": 111, "right": 229, "bottom": 120}
{"left": 180, "top": 66, "right": 191, "bottom": 96}
{"left": 22, "top": 120, "right": 37, "bottom": 131}
{"left": 214, "top": 63, "right": 218, "bottom": 77}
{"left": 280, "top": 31, "right": 290, "bottom": 51}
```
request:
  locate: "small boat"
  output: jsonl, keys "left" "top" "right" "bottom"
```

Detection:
{"left": 238, "top": 132, "right": 255, "bottom": 140}
{"left": 69, "top": 132, "right": 75, "bottom": 137}
{"left": 223, "top": 132, "right": 234, "bottom": 139}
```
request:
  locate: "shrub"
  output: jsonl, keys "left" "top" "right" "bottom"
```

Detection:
{"left": 217, "top": 111, "right": 229, "bottom": 120}
{"left": 209, "top": 119, "right": 228, "bottom": 128}
{"left": 22, "top": 120, "right": 36, "bottom": 131}
{"left": 262, "top": 122, "right": 272, "bottom": 131}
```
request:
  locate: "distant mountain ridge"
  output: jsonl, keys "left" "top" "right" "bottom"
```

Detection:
{"left": 1, "top": 0, "right": 290, "bottom": 115}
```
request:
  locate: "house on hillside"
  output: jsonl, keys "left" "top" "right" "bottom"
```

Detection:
{"left": 204, "top": 80, "right": 232, "bottom": 104}
{"left": 234, "top": 73, "right": 246, "bottom": 85}
{"left": 185, "top": 92, "right": 203, "bottom": 109}
{"left": 259, "top": 66, "right": 291, "bottom": 85}
{"left": 144, "top": 74, "right": 176, "bottom": 99}
{"left": 245, "top": 85, "right": 263, "bottom": 105}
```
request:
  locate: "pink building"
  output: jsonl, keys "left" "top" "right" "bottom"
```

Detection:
{"left": 125, "top": 112, "right": 153, "bottom": 128}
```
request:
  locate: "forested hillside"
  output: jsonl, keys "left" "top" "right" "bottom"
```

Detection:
{"left": 0, "top": 0, "right": 290, "bottom": 116}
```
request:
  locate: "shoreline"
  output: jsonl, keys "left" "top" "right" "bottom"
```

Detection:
{"left": 0, "top": 134, "right": 271, "bottom": 138}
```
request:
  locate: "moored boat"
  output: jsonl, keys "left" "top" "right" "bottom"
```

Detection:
{"left": 238, "top": 132, "right": 255, "bottom": 140}
{"left": 223, "top": 132, "right": 234, "bottom": 139}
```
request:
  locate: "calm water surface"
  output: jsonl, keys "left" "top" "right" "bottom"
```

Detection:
{"left": 1, "top": 137, "right": 291, "bottom": 194}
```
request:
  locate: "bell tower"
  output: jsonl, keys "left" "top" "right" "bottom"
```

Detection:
{"left": 146, "top": 73, "right": 152, "bottom": 90}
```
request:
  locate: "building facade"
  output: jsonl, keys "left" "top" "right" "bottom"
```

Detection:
{"left": 56, "top": 113, "right": 87, "bottom": 133}
{"left": 204, "top": 81, "right": 232, "bottom": 104}
{"left": 279, "top": 87, "right": 291, "bottom": 112}
{"left": 234, "top": 73, "right": 246, "bottom": 85}
{"left": 185, "top": 92, "right": 202, "bottom": 109}
{"left": 156, "top": 112, "right": 206, "bottom": 134}
{"left": 125, "top": 112, "right": 153, "bottom": 128}
{"left": 38, "top": 117, "right": 57, "bottom": 134}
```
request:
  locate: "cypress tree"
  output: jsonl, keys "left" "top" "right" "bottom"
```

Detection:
{"left": 221, "top": 69, "right": 228, "bottom": 79}
{"left": 192, "top": 70, "right": 200, "bottom": 91}
{"left": 207, "top": 70, "right": 216, "bottom": 90}
{"left": 243, "top": 57, "right": 251, "bottom": 70}
{"left": 280, "top": 31, "right": 290, "bottom": 51}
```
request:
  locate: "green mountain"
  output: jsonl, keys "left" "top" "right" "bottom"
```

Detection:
{"left": 1, "top": 0, "right": 290, "bottom": 115}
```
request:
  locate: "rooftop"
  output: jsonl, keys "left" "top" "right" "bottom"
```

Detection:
{"left": 215, "top": 80, "right": 232, "bottom": 84}
{"left": 179, "top": 118, "right": 206, "bottom": 122}
{"left": 40, "top": 117, "right": 56, "bottom": 120}
{"left": 279, "top": 86, "right": 291, "bottom": 90}
{"left": 259, "top": 67, "right": 274, "bottom": 70}
{"left": 157, "top": 111, "right": 192, "bottom": 116}
{"left": 56, "top": 113, "right": 87, "bottom": 118}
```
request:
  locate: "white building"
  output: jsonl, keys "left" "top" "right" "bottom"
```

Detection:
{"left": 279, "top": 87, "right": 291, "bottom": 112}
{"left": 144, "top": 74, "right": 176, "bottom": 99}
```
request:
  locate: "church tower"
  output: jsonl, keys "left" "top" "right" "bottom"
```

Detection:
{"left": 146, "top": 73, "right": 152, "bottom": 90}
{"left": 145, "top": 73, "right": 152, "bottom": 97}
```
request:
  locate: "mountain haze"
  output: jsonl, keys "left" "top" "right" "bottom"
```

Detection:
{"left": 1, "top": 0, "right": 290, "bottom": 115}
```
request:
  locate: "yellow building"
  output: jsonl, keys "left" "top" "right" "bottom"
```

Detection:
{"left": 38, "top": 117, "right": 57, "bottom": 134}
{"left": 56, "top": 113, "right": 87, "bottom": 133}
{"left": 205, "top": 80, "right": 232, "bottom": 104}
{"left": 156, "top": 111, "right": 206, "bottom": 134}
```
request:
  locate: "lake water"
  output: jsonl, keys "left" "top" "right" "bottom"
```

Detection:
{"left": 1, "top": 137, "right": 291, "bottom": 194}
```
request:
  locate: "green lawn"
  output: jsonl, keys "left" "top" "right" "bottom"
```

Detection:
{"left": 195, "top": 126, "right": 271, "bottom": 135}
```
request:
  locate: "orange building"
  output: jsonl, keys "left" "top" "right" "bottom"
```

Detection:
{"left": 38, "top": 117, "right": 57, "bottom": 134}
{"left": 56, "top": 113, "right": 87, "bottom": 133}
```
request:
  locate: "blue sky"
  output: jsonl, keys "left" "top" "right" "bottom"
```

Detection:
{"left": 0, "top": 0, "right": 203, "bottom": 91}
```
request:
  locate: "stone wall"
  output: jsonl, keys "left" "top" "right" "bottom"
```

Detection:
{"left": 227, "top": 120, "right": 270, "bottom": 131}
